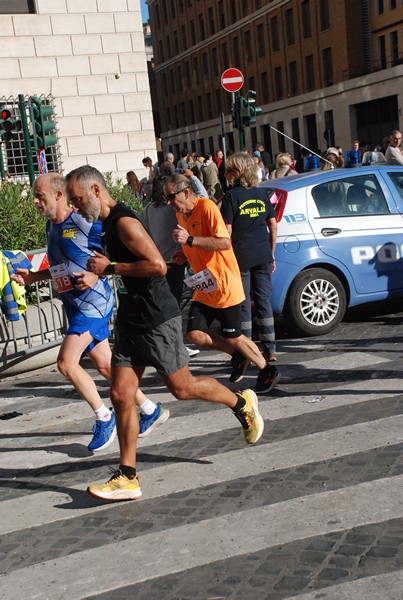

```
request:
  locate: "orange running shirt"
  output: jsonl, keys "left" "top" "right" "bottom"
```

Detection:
{"left": 177, "top": 197, "right": 245, "bottom": 308}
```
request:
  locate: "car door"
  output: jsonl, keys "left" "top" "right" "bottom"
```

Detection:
{"left": 307, "top": 171, "right": 403, "bottom": 295}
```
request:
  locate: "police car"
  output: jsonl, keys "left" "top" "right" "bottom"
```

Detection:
{"left": 261, "top": 165, "right": 403, "bottom": 336}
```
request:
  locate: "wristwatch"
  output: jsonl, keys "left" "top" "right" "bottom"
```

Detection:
{"left": 186, "top": 236, "right": 194, "bottom": 247}
{"left": 104, "top": 262, "right": 117, "bottom": 275}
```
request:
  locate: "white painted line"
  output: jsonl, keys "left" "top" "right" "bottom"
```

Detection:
{"left": 1, "top": 475, "right": 402, "bottom": 600}
{"left": 1, "top": 414, "right": 402, "bottom": 535}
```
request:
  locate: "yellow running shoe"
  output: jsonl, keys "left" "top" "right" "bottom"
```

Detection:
{"left": 87, "top": 469, "right": 142, "bottom": 501}
{"left": 233, "top": 389, "right": 264, "bottom": 444}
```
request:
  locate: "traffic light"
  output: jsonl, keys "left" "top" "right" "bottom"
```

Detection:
{"left": 0, "top": 109, "right": 22, "bottom": 142}
{"left": 29, "top": 95, "right": 57, "bottom": 151}
{"left": 244, "top": 91, "right": 262, "bottom": 127}
{"left": 232, "top": 95, "right": 241, "bottom": 129}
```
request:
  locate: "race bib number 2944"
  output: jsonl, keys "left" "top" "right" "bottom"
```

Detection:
{"left": 184, "top": 268, "right": 218, "bottom": 293}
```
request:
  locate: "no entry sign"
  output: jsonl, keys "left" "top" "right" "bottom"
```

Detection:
{"left": 221, "top": 68, "right": 244, "bottom": 93}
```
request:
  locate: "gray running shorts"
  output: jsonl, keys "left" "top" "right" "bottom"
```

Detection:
{"left": 112, "top": 316, "right": 190, "bottom": 376}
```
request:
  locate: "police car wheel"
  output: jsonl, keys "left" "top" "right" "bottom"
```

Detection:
{"left": 285, "top": 268, "right": 346, "bottom": 336}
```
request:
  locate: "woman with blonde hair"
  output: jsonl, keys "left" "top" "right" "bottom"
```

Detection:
{"left": 269, "top": 153, "right": 297, "bottom": 179}
{"left": 220, "top": 152, "right": 278, "bottom": 371}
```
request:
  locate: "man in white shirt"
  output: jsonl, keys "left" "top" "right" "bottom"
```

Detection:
{"left": 385, "top": 130, "right": 403, "bottom": 166}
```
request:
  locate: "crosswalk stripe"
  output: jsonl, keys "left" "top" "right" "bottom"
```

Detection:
{"left": 1, "top": 474, "right": 402, "bottom": 600}
{"left": 1, "top": 414, "right": 402, "bottom": 535}
{"left": 2, "top": 374, "right": 401, "bottom": 440}
{"left": 284, "top": 569, "right": 403, "bottom": 600}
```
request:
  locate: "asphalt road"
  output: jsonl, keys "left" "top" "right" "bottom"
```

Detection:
{"left": 1, "top": 301, "right": 403, "bottom": 600}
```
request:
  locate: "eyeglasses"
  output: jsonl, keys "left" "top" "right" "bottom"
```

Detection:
{"left": 164, "top": 186, "right": 190, "bottom": 202}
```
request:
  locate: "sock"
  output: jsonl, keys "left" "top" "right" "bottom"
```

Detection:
{"left": 232, "top": 395, "right": 246, "bottom": 413}
{"left": 120, "top": 465, "right": 136, "bottom": 479}
{"left": 94, "top": 403, "right": 111, "bottom": 422}
{"left": 137, "top": 398, "right": 156, "bottom": 415}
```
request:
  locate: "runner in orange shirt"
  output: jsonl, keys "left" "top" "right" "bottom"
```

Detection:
{"left": 166, "top": 174, "right": 280, "bottom": 394}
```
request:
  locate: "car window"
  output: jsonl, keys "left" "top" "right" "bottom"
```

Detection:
{"left": 312, "top": 174, "right": 389, "bottom": 217}
{"left": 387, "top": 172, "right": 403, "bottom": 201}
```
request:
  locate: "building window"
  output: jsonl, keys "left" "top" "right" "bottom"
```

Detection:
{"left": 197, "top": 96, "right": 203, "bottom": 121}
{"left": 189, "top": 100, "right": 195, "bottom": 124}
{"left": 319, "top": 0, "right": 330, "bottom": 31}
{"left": 173, "top": 30, "right": 179, "bottom": 54}
{"left": 0, "top": 0, "right": 36, "bottom": 12}
{"left": 285, "top": 9, "right": 295, "bottom": 45}
{"left": 244, "top": 30, "right": 252, "bottom": 63}
{"left": 222, "top": 42, "right": 228, "bottom": 67}
{"left": 260, "top": 71, "right": 269, "bottom": 102}
{"left": 289, "top": 61, "right": 298, "bottom": 95}
{"left": 274, "top": 67, "right": 283, "bottom": 100}
{"left": 241, "top": 0, "right": 248, "bottom": 18}
{"left": 257, "top": 24, "right": 266, "bottom": 58}
{"left": 276, "top": 121, "right": 285, "bottom": 152}
{"left": 389, "top": 0, "right": 396, "bottom": 9}
{"left": 271, "top": 16, "right": 280, "bottom": 51}
{"left": 163, "top": 73, "right": 168, "bottom": 95}
{"left": 248, "top": 76, "right": 255, "bottom": 91}
{"left": 230, "top": 2, "right": 237, "bottom": 24}
{"left": 322, "top": 47, "right": 333, "bottom": 86}
{"left": 169, "top": 69, "right": 176, "bottom": 93}
{"left": 206, "top": 93, "right": 213, "bottom": 120}
{"left": 208, "top": 7, "right": 215, "bottom": 35}
{"left": 177, "top": 65, "right": 183, "bottom": 89}
{"left": 377, "top": 0, "right": 384, "bottom": 14}
{"left": 390, "top": 30, "right": 399, "bottom": 65}
{"left": 194, "top": 57, "right": 200, "bottom": 84}
{"left": 291, "top": 118, "right": 300, "bottom": 158}
{"left": 305, "top": 54, "right": 315, "bottom": 90}
{"left": 211, "top": 47, "right": 219, "bottom": 76}
{"left": 378, "top": 35, "right": 386, "bottom": 69}
{"left": 190, "top": 20, "right": 196, "bottom": 45}
{"left": 184, "top": 62, "right": 191, "bottom": 87}
{"left": 202, "top": 52, "right": 209, "bottom": 79}
{"left": 302, "top": 0, "right": 312, "bottom": 38}
{"left": 181, "top": 25, "right": 186, "bottom": 50}
{"left": 158, "top": 40, "right": 164, "bottom": 63}
{"left": 155, "top": 4, "right": 161, "bottom": 27}
{"left": 233, "top": 37, "right": 240, "bottom": 67}
{"left": 199, "top": 14, "right": 205, "bottom": 40}
{"left": 218, "top": 0, "right": 225, "bottom": 29}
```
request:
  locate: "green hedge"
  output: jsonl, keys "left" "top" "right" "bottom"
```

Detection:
{"left": 1, "top": 172, "right": 143, "bottom": 252}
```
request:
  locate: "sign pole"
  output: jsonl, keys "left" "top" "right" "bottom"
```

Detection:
{"left": 221, "top": 68, "right": 244, "bottom": 153}
{"left": 18, "top": 94, "right": 36, "bottom": 186}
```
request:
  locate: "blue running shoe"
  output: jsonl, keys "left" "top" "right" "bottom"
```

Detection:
{"left": 138, "top": 403, "right": 170, "bottom": 438}
{"left": 88, "top": 409, "right": 117, "bottom": 452}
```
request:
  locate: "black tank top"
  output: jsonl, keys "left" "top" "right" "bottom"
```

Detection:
{"left": 102, "top": 202, "right": 180, "bottom": 332}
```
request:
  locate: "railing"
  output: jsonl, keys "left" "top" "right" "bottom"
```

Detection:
{"left": 0, "top": 248, "right": 66, "bottom": 377}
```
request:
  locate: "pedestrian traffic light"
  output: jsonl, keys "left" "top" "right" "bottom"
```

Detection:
{"left": 29, "top": 95, "right": 57, "bottom": 151}
{"left": 245, "top": 91, "right": 262, "bottom": 127}
{"left": 0, "top": 109, "right": 22, "bottom": 142}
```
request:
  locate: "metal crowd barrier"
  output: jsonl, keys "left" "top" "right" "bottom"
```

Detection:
{"left": 0, "top": 248, "right": 66, "bottom": 376}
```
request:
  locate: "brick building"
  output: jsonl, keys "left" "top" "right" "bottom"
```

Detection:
{"left": 148, "top": 0, "right": 403, "bottom": 159}
{"left": 0, "top": 0, "right": 156, "bottom": 180}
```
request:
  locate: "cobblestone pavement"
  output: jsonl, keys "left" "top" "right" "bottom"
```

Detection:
{"left": 1, "top": 301, "right": 403, "bottom": 599}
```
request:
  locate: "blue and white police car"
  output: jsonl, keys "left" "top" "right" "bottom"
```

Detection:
{"left": 261, "top": 165, "right": 403, "bottom": 335}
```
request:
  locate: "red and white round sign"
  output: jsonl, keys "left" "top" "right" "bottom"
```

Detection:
{"left": 221, "top": 68, "right": 244, "bottom": 93}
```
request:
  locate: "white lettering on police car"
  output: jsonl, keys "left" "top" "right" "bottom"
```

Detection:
{"left": 283, "top": 214, "right": 307, "bottom": 223}
{"left": 351, "top": 243, "right": 400, "bottom": 265}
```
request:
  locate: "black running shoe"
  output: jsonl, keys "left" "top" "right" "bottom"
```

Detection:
{"left": 255, "top": 364, "right": 280, "bottom": 394}
{"left": 229, "top": 351, "right": 250, "bottom": 383}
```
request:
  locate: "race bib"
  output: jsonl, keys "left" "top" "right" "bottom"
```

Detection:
{"left": 184, "top": 268, "right": 218, "bottom": 293}
{"left": 49, "top": 263, "right": 74, "bottom": 293}
{"left": 115, "top": 275, "right": 128, "bottom": 294}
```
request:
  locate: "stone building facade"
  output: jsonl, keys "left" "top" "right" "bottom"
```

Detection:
{"left": 148, "top": 0, "right": 403, "bottom": 159}
{"left": 0, "top": 0, "right": 156, "bottom": 179}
